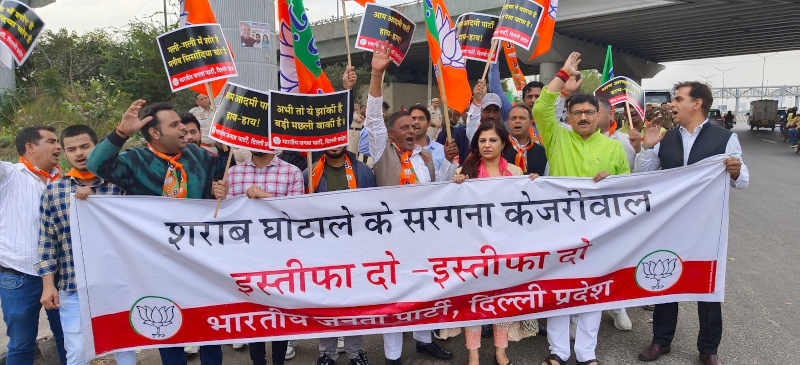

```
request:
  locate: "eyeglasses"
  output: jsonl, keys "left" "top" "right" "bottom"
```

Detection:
{"left": 569, "top": 109, "right": 597, "bottom": 117}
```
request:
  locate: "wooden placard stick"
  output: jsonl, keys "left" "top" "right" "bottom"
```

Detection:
{"left": 625, "top": 101, "right": 635, "bottom": 131}
{"left": 340, "top": 0, "right": 353, "bottom": 67}
{"left": 213, "top": 149, "right": 234, "bottom": 218}
{"left": 306, "top": 152, "right": 313, "bottom": 193}
{"left": 205, "top": 82, "right": 216, "bottom": 111}
{"left": 480, "top": 39, "right": 499, "bottom": 81}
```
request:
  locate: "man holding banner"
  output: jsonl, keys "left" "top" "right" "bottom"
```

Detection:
{"left": 87, "top": 100, "right": 229, "bottom": 365}
{"left": 37, "top": 125, "right": 136, "bottom": 365}
{"left": 365, "top": 42, "right": 454, "bottom": 364}
{"left": 210, "top": 148, "right": 303, "bottom": 365}
{"left": 533, "top": 52, "right": 629, "bottom": 365}
{"left": 631, "top": 81, "right": 748, "bottom": 365}
{"left": 303, "top": 142, "right": 375, "bottom": 365}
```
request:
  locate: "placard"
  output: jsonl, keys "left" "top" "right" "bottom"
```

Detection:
{"left": 208, "top": 83, "right": 272, "bottom": 152}
{"left": 455, "top": 12, "right": 499, "bottom": 63}
{"left": 355, "top": 3, "right": 415, "bottom": 66}
{"left": 493, "top": 0, "right": 545, "bottom": 50}
{"left": 156, "top": 24, "right": 238, "bottom": 92}
{"left": 594, "top": 76, "right": 646, "bottom": 120}
{"left": 0, "top": 0, "right": 44, "bottom": 65}
{"left": 268, "top": 90, "right": 350, "bottom": 151}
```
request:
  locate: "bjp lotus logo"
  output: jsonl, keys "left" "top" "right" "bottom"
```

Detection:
{"left": 129, "top": 296, "right": 183, "bottom": 340}
{"left": 635, "top": 250, "right": 683, "bottom": 292}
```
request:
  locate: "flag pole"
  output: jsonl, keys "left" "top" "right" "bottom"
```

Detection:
{"left": 340, "top": 0, "right": 352, "bottom": 67}
{"left": 213, "top": 149, "right": 234, "bottom": 218}
{"left": 436, "top": 59, "right": 453, "bottom": 141}
{"left": 481, "top": 40, "right": 499, "bottom": 81}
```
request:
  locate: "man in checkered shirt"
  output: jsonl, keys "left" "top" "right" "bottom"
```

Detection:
{"left": 37, "top": 125, "right": 135, "bottom": 365}
{"left": 211, "top": 148, "right": 304, "bottom": 365}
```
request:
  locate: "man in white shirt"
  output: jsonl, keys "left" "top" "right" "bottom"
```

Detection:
{"left": 631, "top": 81, "right": 747, "bottom": 365}
{"left": 362, "top": 41, "right": 454, "bottom": 365}
{"left": 0, "top": 126, "right": 66, "bottom": 364}
{"left": 598, "top": 99, "right": 636, "bottom": 174}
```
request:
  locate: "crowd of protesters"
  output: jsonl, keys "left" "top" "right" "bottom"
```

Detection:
{"left": 0, "top": 45, "right": 750, "bottom": 365}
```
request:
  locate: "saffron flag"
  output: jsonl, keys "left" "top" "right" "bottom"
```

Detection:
{"left": 503, "top": 42, "right": 527, "bottom": 91}
{"left": 352, "top": 0, "right": 374, "bottom": 6}
{"left": 277, "top": 0, "right": 334, "bottom": 94}
{"left": 601, "top": 45, "right": 614, "bottom": 84}
{"left": 423, "top": 0, "right": 471, "bottom": 113}
{"left": 528, "top": 0, "right": 558, "bottom": 60}
{"left": 180, "top": 0, "right": 231, "bottom": 97}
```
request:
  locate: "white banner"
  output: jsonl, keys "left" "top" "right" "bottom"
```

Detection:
{"left": 72, "top": 156, "right": 731, "bottom": 357}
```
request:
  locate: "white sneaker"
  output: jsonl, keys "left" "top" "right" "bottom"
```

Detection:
{"left": 184, "top": 346, "right": 199, "bottom": 354}
{"left": 232, "top": 343, "right": 245, "bottom": 350}
{"left": 610, "top": 308, "right": 633, "bottom": 331}
{"left": 285, "top": 341, "right": 296, "bottom": 360}
{"left": 337, "top": 337, "right": 346, "bottom": 353}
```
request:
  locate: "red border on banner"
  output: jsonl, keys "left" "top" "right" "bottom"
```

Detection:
{"left": 270, "top": 131, "right": 348, "bottom": 152}
{"left": 461, "top": 45, "right": 499, "bottom": 63}
{"left": 355, "top": 35, "right": 406, "bottom": 65}
{"left": 168, "top": 62, "right": 237, "bottom": 92}
{"left": 208, "top": 123, "right": 274, "bottom": 153}
{"left": 90, "top": 261, "right": 717, "bottom": 354}
{"left": 493, "top": 26, "right": 533, "bottom": 50}
{"left": 0, "top": 28, "right": 26, "bottom": 62}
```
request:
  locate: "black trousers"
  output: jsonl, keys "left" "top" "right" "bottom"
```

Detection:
{"left": 248, "top": 340, "right": 288, "bottom": 365}
{"left": 652, "top": 302, "right": 722, "bottom": 355}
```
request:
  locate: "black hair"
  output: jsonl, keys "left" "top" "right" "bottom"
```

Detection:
{"left": 522, "top": 81, "right": 544, "bottom": 97}
{"left": 382, "top": 102, "right": 390, "bottom": 112}
{"left": 566, "top": 94, "right": 599, "bottom": 112}
{"left": 597, "top": 98, "right": 612, "bottom": 110}
{"left": 60, "top": 125, "right": 97, "bottom": 146}
{"left": 509, "top": 104, "right": 532, "bottom": 117}
{"left": 138, "top": 103, "right": 176, "bottom": 142}
{"left": 460, "top": 123, "right": 509, "bottom": 178}
{"left": 386, "top": 110, "right": 410, "bottom": 129}
{"left": 15, "top": 126, "right": 56, "bottom": 156}
{"left": 180, "top": 112, "right": 201, "bottom": 132}
{"left": 408, "top": 104, "right": 431, "bottom": 122}
{"left": 673, "top": 81, "right": 713, "bottom": 114}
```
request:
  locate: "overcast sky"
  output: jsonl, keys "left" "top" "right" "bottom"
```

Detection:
{"left": 35, "top": 0, "right": 800, "bottom": 105}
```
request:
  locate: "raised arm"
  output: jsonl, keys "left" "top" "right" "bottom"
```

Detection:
{"left": 533, "top": 52, "right": 582, "bottom": 149}
{"left": 364, "top": 42, "right": 393, "bottom": 162}
{"left": 88, "top": 100, "right": 153, "bottom": 189}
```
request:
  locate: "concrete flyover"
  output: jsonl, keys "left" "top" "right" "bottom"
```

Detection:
{"left": 312, "top": 0, "right": 800, "bottom": 84}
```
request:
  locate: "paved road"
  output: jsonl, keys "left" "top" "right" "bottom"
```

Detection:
{"left": 6, "top": 121, "right": 800, "bottom": 364}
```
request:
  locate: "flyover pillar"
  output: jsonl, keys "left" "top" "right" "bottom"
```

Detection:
{"left": 539, "top": 62, "right": 560, "bottom": 84}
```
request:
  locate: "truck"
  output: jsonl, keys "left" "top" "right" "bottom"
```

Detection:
{"left": 748, "top": 99, "right": 778, "bottom": 131}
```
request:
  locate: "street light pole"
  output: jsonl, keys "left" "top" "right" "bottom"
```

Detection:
{"left": 761, "top": 55, "right": 766, "bottom": 99}
{"left": 713, "top": 66, "right": 734, "bottom": 108}
{"left": 164, "top": 0, "right": 168, "bottom": 31}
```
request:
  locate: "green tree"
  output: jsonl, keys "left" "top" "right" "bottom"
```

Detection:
{"left": 578, "top": 69, "right": 602, "bottom": 95}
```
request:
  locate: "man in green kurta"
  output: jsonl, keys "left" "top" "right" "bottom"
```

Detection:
{"left": 533, "top": 52, "right": 629, "bottom": 365}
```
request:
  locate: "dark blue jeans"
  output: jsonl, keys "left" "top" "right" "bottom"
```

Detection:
{"left": 788, "top": 127, "right": 799, "bottom": 145}
{"left": 0, "top": 270, "right": 66, "bottom": 365}
{"left": 158, "top": 345, "right": 222, "bottom": 365}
